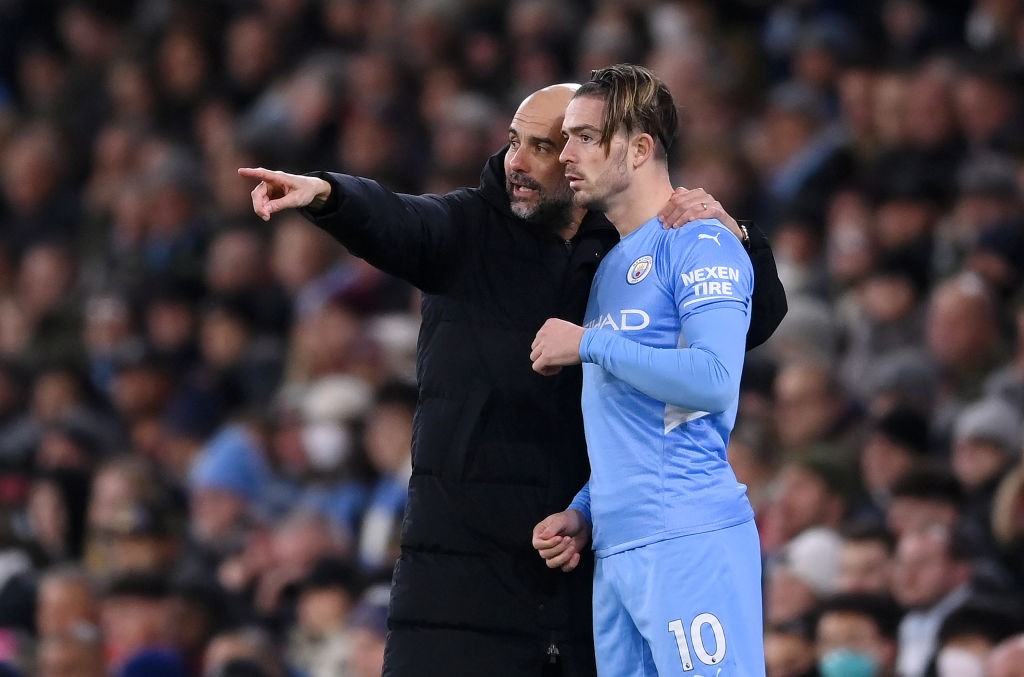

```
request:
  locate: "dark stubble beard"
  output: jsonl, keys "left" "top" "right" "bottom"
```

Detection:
{"left": 507, "top": 172, "right": 576, "bottom": 234}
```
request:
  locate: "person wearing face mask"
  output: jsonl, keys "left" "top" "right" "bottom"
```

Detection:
{"left": 814, "top": 593, "right": 902, "bottom": 677}
{"left": 932, "top": 599, "right": 1023, "bottom": 677}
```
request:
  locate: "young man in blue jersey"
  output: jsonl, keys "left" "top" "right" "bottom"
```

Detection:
{"left": 531, "top": 64, "right": 765, "bottom": 676}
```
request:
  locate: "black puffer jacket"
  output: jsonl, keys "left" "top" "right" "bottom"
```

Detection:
{"left": 301, "top": 149, "right": 786, "bottom": 676}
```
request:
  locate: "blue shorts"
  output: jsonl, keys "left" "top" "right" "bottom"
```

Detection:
{"left": 592, "top": 519, "right": 764, "bottom": 676}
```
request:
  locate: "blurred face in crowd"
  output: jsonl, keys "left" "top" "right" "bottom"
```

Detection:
{"left": 88, "top": 465, "right": 139, "bottom": 532}
{"left": 953, "top": 74, "right": 1017, "bottom": 144}
{"left": 860, "top": 433, "right": 918, "bottom": 496}
{"left": 1, "top": 125, "right": 63, "bottom": 213}
{"left": 205, "top": 230, "right": 264, "bottom": 294}
{"left": 887, "top": 496, "right": 958, "bottom": 537}
{"left": 110, "top": 364, "right": 172, "bottom": 420}
{"left": 988, "top": 636, "right": 1024, "bottom": 677}
{"left": 297, "top": 587, "right": 354, "bottom": 636}
{"left": 825, "top": 190, "right": 875, "bottom": 286}
{"left": 891, "top": 529, "right": 969, "bottom": 609}
{"left": 505, "top": 85, "right": 577, "bottom": 227}
{"left": 905, "top": 62, "right": 956, "bottom": 147}
{"left": 926, "top": 276, "right": 998, "bottom": 372}
{"left": 766, "top": 567, "right": 820, "bottom": 625}
{"left": 37, "top": 633, "right": 105, "bottom": 677}
{"left": 32, "top": 370, "right": 83, "bottom": 423}
{"left": 764, "top": 628, "right": 816, "bottom": 677}
{"left": 270, "top": 217, "right": 339, "bottom": 293}
{"left": 28, "top": 479, "right": 69, "bottom": 556}
{"left": 145, "top": 298, "right": 195, "bottom": 353}
{"left": 18, "top": 244, "right": 76, "bottom": 320}
{"left": 816, "top": 610, "right": 895, "bottom": 675}
{"left": 837, "top": 539, "right": 893, "bottom": 594}
{"left": 100, "top": 595, "right": 171, "bottom": 668}
{"left": 364, "top": 402, "right": 413, "bottom": 473}
{"left": 952, "top": 437, "right": 1011, "bottom": 490}
{"left": 37, "top": 576, "right": 99, "bottom": 637}
{"left": 199, "top": 307, "right": 249, "bottom": 368}
{"left": 190, "top": 487, "right": 248, "bottom": 543}
{"left": 773, "top": 361, "right": 841, "bottom": 450}
{"left": 770, "top": 465, "right": 844, "bottom": 541}
{"left": 83, "top": 295, "right": 133, "bottom": 357}
{"left": 348, "top": 626, "right": 386, "bottom": 677}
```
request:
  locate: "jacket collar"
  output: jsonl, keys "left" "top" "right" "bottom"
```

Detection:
{"left": 476, "top": 145, "right": 618, "bottom": 242}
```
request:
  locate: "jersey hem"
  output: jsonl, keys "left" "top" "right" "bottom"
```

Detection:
{"left": 593, "top": 509, "right": 755, "bottom": 559}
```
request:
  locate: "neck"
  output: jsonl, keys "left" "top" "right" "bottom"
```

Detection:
{"left": 557, "top": 207, "right": 587, "bottom": 241}
{"left": 605, "top": 167, "right": 673, "bottom": 238}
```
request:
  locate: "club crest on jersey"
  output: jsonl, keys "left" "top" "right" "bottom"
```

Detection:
{"left": 627, "top": 255, "right": 653, "bottom": 284}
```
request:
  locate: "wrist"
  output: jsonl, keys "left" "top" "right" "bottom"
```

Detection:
{"left": 737, "top": 222, "right": 751, "bottom": 250}
{"left": 308, "top": 178, "right": 333, "bottom": 210}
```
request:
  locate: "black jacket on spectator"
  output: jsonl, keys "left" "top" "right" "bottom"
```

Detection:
{"left": 301, "top": 148, "right": 787, "bottom": 676}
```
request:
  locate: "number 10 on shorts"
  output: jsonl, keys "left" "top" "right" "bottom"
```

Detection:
{"left": 668, "top": 613, "right": 726, "bottom": 671}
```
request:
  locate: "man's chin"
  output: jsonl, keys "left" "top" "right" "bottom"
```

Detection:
{"left": 510, "top": 201, "right": 538, "bottom": 220}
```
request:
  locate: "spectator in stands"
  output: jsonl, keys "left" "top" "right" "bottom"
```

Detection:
{"left": 857, "top": 406, "right": 932, "bottom": 520}
{"left": 764, "top": 618, "right": 818, "bottom": 677}
{"left": 891, "top": 526, "right": 975, "bottom": 677}
{"left": 285, "top": 557, "right": 361, "bottom": 677}
{"left": 987, "top": 633, "right": 1024, "bottom": 677}
{"left": 814, "top": 593, "right": 902, "bottom": 677}
{"left": 356, "top": 380, "right": 415, "bottom": 575}
{"left": 773, "top": 357, "right": 863, "bottom": 461}
{"left": 836, "top": 522, "right": 897, "bottom": 595}
{"left": 886, "top": 467, "right": 964, "bottom": 538}
{"left": 98, "top": 571, "right": 180, "bottom": 673}
{"left": 950, "top": 397, "right": 1022, "bottom": 544}
{"left": 34, "top": 565, "right": 99, "bottom": 638}
{"left": 761, "top": 452, "right": 856, "bottom": 552}
{"left": 933, "top": 599, "right": 1022, "bottom": 676}
{"left": 36, "top": 624, "right": 104, "bottom": 677}
{"left": 766, "top": 526, "right": 843, "bottom": 625}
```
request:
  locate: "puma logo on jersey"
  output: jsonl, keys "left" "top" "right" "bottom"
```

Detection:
{"left": 698, "top": 232, "right": 721, "bottom": 246}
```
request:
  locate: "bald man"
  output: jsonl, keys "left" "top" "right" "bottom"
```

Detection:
{"left": 240, "top": 83, "right": 786, "bottom": 677}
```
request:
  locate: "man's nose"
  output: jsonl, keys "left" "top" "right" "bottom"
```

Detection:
{"left": 558, "top": 141, "right": 573, "bottom": 165}
{"left": 509, "top": 145, "right": 528, "bottom": 172}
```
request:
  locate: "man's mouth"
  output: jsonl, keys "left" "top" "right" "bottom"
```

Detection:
{"left": 508, "top": 173, "right": 541, "bottom": 198}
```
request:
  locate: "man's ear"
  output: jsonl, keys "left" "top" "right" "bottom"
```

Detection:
{"left": 632, "top": 133, "right": 656, "bottom": 168}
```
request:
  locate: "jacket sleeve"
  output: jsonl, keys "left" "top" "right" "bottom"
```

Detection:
{"left": 744, "top": 221, "right": 788, "bottom": 351}
{"left": 299, "top": 171, "right": 461, "bottom": 292}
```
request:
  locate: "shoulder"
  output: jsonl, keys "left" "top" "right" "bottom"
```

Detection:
{"left": 661, "top": 219, "right": 749, "bottom": 265}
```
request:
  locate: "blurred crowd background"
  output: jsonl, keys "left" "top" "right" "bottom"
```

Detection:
{"left": 2, "top": 0, "right": 1024, "bottom": 675}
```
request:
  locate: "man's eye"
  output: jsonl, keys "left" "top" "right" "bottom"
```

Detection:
{"left": 536, "top": 145, "right": 548, "bottom": 154}
{"left": 580, "top": 135, "right": 592, "bottom": 143}
{"left": 509, "top": 140, "right": 520, "bottom": 150}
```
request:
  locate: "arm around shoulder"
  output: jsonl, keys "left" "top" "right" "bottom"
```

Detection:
{"left": 743, "top": 221, "right": 788, "bottom": 351}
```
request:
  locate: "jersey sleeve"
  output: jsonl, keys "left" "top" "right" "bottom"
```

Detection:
{"left": 578, "top": 220, "right": 754, "bottom": 413}
{"left": 567, "top": 481, "right": 592, "bottom": 526}
{"left": 670, "top": 219, "right": 753, "bottom": 320}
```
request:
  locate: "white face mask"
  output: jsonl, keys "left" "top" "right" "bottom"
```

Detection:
{"left": 935, "top": 647, "right": 985, "bottom": 677}
{"left": 301, "top": 422, "right": 352, "bottom": 471}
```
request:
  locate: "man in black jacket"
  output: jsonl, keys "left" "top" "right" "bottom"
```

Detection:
{"left": 239, "top": 83, "right": 786, "bottom": 676}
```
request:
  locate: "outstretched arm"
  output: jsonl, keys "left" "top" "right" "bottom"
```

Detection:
{"left": 239, "top": 167, "right": 461, "bottom": 292}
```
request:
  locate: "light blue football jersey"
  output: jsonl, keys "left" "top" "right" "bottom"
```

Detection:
{"left": 573, "top": 217, "right": 755, "bottom": 557}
